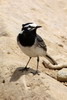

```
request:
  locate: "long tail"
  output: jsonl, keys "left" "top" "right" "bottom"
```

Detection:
{"left": 45, "top": 54, "right": 57, "bottom": 65}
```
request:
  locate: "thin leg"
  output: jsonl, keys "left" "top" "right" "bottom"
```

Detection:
{"left": 25, "top": 57, "right": 31, "bottom": 68}
{"left": 33, "top": 57, "right": 40, "bottom": 75}
{"left": 37, "top": 57, "right": 39, "bottom": 71}
{"left": 19, "top": 57, "right": 31, "bottom": 71}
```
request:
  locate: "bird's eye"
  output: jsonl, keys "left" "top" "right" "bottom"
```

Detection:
{"left": 27, "top": 27, "right": 31, "bottom": 30}
{"left": 29, "top": 26, "right": 35, "bottom": 28}
{"left": 28, "top": 26, "right": 32, "bottom": 28}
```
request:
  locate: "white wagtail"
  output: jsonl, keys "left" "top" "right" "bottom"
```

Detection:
{"left": 17, "top": 22, "right": 57, "bottom": 74}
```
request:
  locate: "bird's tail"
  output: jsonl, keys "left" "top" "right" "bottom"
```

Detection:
{"left": 45, "top": 54, "right": 57, "bottom": 65}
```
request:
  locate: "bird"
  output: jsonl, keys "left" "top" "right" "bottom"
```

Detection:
{"left": 17, "top": 22, "right": 57, "bottom": 74}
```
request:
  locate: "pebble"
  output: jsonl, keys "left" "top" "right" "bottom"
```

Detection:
{"left": 57, "top": 68, "right": 67, "bottom": 82}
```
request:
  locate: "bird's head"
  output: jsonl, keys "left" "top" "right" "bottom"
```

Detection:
{"left": 22, "top": 22, "right": 42, "bottom": 32}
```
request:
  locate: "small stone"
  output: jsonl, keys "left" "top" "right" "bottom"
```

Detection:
{"left": 57, "top": 68, "right": 67, "bottom": 82}
{"left": 2, "top": 80, "right": 5, "bottom": 83}
{"left": 7, "top": 52, "right": 10, "bottom": 54}
{"left": 58, "top": 44, "right": 63, "bottom": 47}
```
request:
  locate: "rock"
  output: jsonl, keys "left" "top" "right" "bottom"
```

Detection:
{"left": 57, "top": 68, "right": 67, "bottom": 82}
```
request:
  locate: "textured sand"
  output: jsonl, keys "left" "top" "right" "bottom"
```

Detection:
{"left": 0, "top": 0, "right": 67, "bottom": 100}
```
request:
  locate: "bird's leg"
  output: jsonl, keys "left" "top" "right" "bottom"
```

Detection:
{"left": 19, "top": 57, "right": 31, "bottom": 71}
{"left": 33, "top": 57, "right": 40, "bottom": 75}
{"left": 37, "top": 57, "right": 39, "bottom": 72}
{"left": 25, "top": 57, "right": 31, "bottom": 69}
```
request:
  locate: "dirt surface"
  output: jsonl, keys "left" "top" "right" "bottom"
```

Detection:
{"left": 0, "top": 0, "right": 67, "bottom": 100}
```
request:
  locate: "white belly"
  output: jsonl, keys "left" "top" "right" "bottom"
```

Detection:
{"left": 17, "top": 42, "right": 46, "bottom": 57}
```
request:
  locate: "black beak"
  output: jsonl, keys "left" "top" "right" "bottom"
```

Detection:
{"left": 36, "top": 26, "right": 42, "bottom": 28}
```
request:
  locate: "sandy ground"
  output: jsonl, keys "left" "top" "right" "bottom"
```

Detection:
{"left": 0, "top": 0, "right": 67, "bottom": 100}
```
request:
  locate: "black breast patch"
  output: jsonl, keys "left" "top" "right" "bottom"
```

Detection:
{"left": 17, "top": 32, "right": 36, "bottom": 47}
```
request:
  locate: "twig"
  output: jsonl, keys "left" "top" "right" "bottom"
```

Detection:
{"left": 42, "top": 61, "right": 67, "bottom": 70}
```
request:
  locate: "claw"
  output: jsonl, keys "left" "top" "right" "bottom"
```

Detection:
{"left": 31, "top": 70, "right": 40, "bottom": 75}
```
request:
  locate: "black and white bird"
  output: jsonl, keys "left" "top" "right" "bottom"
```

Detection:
{"left": 17, "top": 22, "right": 57, "bottom": 74}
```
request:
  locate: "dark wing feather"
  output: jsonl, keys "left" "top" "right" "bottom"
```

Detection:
{"left": 36, "top": 34, "right": 47, "bottom": 51}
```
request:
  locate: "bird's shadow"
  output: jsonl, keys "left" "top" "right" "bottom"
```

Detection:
{"left": 10, "top": 67, "right": 37, "bottom": 82}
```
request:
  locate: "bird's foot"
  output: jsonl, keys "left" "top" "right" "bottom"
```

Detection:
{"left": 53, "top": 61, "right": 58, "bottom": 65}
{"left": 31, "top": 70, "right": 40, "bottom": 75}
{"left": 19, "top": 67, "right": 29, "bottom": 72}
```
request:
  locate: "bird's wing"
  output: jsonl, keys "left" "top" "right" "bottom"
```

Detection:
{"left": 36, "top": 34, "right": 47, "bottom": 51}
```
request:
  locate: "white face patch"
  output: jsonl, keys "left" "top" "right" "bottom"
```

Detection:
{"left": 29, "top": 23, "right": 37, "bottom": 27}
{"left": 23, "top": 23, "right": 37, "bottom": 31}
{"left": 24, "top": 23, "right": 37, "bottom": 28}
